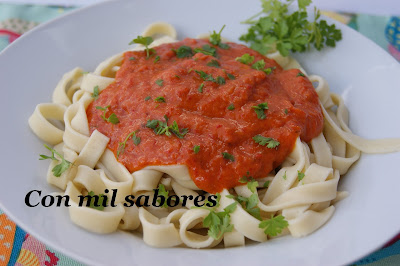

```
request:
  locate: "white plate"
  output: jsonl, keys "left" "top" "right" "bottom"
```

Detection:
{"left": 0, "top": 0, "right": 399, "bottom": 265}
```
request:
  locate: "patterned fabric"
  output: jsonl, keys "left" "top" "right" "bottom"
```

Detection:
{"left": 0, "top": 3, "right": 399, "bottom": 266}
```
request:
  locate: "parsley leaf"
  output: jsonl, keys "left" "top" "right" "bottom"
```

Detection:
{"left": 297, "top": 171, "right": 305, "bottom": 181}
{"left": 235, "top": 193, "right": 262, "bottom": 220}
{"left": 129, "top": 57, "right": 136, "bottom": 61}
{"left": 39, "top": 144, "right": 72, "bottom": 177}
{"left": 95, "top": 105, "right": 119, "bottom": 124}
{"left": 155, "top": 79, "right": 164, "bottom": 86}
{"left": 284, "top": 108, "right": 288, "bottom": 114}
{"left": 263, "top": 180, "right": 270, "bottom": 188}
{"left": 227, "top": 73, "right": 236, "bottom": 80}
{"left": 92, "top": 85, "right": 100, "bottom": 100}
{"left": 252, "top": 102, "right": 269, "bottom": 119}
{"left": 222, "top": 152, "right": 235, "bottom": 162}
{"left": 206, "top": 59, "right": 220, "bottom": 68}
{"left": 117, "top": 131, "right": 140, "bottom": 158}
{"left": 129, "top": 35, "right": 154, "bottom": 58}
{"left": 297, "top": 72, "right": 305, "bottom": 77}
{"left": 154, "top": 55, "right": 160, "bottom": 63}
{"left": 194, "top": 44, "right": 217, "bottom": 57}
{"left": 193, "top": 145, "right": 200, "bottom": 154}
{"left": 252, "top": 59, "right": 266, "bottom": 70}
{"left": 174, "top": 45, "right": 193, "bottom": 58}
{"left": 144, "top": 96, "right": 151, "bottom": 101}
{"left": 156, "top": 184, "right": 169, "bottom": 208}
{"left": 236, "top": 53, "right": 255, "bottom": 64}
{"left": 240, "top": 0, "right": 342, "bottom": 56}
{"left": 210, "top": 25, "right": 230, "bottom": 49}
{"left": 146, "top": 116, "right": 188, "bottom": 139}
{"left": 88, "top": 191, "right": 107, "bottom": 211}
{"left": 227, "top": 104, "right": 235, "bottom": 110}
{"left": 283, "top": 171, "right": 287, "bottom": 180}
{"left": 216, "top": 76, "right": 226, "bottom": 85}
{"left": 155, "top": 96, "right": 165, "bottom": 103}
{"left": 238, "top": 172, "right": 258, "bottom": 193}
{"left": 198, "top": 83, "right": 204, "bottom": 93}
{"left": 259, "top": 215, "right": 289, "bottom": 237}
{"left": 203, "top": 202, "right": 237, "bottom": 239}
{"left": 253, "top": 135, "right": 280, "bottom": 148}
{"left": 195, "top": 70, "right": 216, "bottom": 82}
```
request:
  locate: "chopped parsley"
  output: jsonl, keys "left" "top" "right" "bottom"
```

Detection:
{"left": 240, "top": 0, "right": 342, "bottom": 56}
{"left": 239, "top": 172, "right": 258, "bottom": 193}
{"left": 39, "top": 144, "right": 72, "bottom": 177}
{"left": 91, "top": 85, "right": 100, "bottom": 100}
{"left": 227, "top": 104, "right": 235, "bottom": 110}
{"left": 297, "top": 72, "right": 305, "bottom": 77}
{"left": 146, "top": 115, "right": 188, "bottom": 139}
{"left": 227, "top": 73, "right": 236, "bottom": 80}
{"left": 144, "top": 96, "right": 151, "bottom": 101}
{"left": 283, "top": 171, "right": 287, "bottom": 180}
{"left": 193, "top": 145, "right": 200, "bottom": 154}
{"left": 173, "top": 45, "right": 193, "bottom": 58}
{"left": 195, "top": 70, "right": 216, "bottom": 82}
{"left": 222, "top": 152, "right": 235, "bottom": 162}
{"left": 259, "top": 215, "right": 289, "bottom": 237}
{"left": 95, "top": 105, "right": 119, "bottom": 124}
{"left": 154, "top": 96, "right": 165, "bottom": 103}
{"left": 206, "top": 59, "right": 220, "bottom": 68}
{"left": 263, "top": 180, "right": 270, "bottom": 188}
{"left": 203, "top": 201, "right": 237, "bottom": 239}
{"left": 284, "top": 108, "right": 288, "bottom": 114}
{"left": 252, "top": 59, "right": 266, "bottom": 70}
{"left": 155, "top": 79, "right": 164, "bottom": 87}
{"left": 235, "top": 53, "right": 254, "bottom": 64}
{"left": 252, "top": 102, "right": 269, "bottom": 119}
{"left": 297, "top": 171, "right": 305, "bottom": 181}
{"left": 154, "top": 55, "right": 160, "bottom": 63}
{"left": 253, "top": 135, "right": 280, "bottom": 149}
{"left": 198, "top": 83, "right": 204, "bottom": 93}
{"left": 209, "top": 25, "right": 230, "bottom": 49}
{"left": 129, "top": 35, "right": 154, "bottom": 58}
{"left": 194, "top": 44, "right": 217, "bottom": 57}
{"left": 156, "top": 184, "right": 169, "bottom": 208}
{"left": 117, "top": 131, "right": 140, "bottom": 158}
{"left": 129, "top": 57, "right": 136, "bottom": 61}
{"left": 216, "top": 76, "right": 226, "bottom": 85}
{"left": 87, "top": 191, "right": 107, "bottom": 211}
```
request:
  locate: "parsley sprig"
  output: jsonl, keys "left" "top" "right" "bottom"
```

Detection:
{"left": 129, "top": 35, "right": 154, "bottom": 58}
{"left": 95, "top": 105, "right": 119, "bottom": 124}
{"left": 252, "top": 102, "right": 269, "bottom": 119}
{"left": 88, "top": 191, "right": 107, "bottom": 211}
{"left": 146, "top": 115, "right": 188, "bottom": 139}
{"left": 203, "top": 202, "right": 237, "bottom": 240}
{"left": 259, "top": 215, "right": 289, "bottom": 237}
{"left": 253, "top": 135, "right": 280, "bottom": 148}
{"left": 210, "top": 25, "right": 230, "bottom": 49}
{"left": 240, "top": 0, "right": 342, "bottom": 56}
{"left": 156, "top": 184, "right": 169, "bottom": 208}
{"left": 91, "top": 85, "right": 100, "bottom": 100}
{"left": 194, "top": 44, "right": 217, "bottom": 57}
{"left": 39, "top": 144, "right": 72, "bottom": 177}
{"left": 117, "top": 130, "right": 141, "bottom": 158}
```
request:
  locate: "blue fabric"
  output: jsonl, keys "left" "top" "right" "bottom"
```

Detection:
{"left": 7, "top": 226, "right": 26, "bottom": 266}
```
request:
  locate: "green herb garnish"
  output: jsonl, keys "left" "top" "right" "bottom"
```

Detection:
{"left": 155, "top": 79, "right": 164, "bottom": 87}
{"left": 297, "top": 171, "right": 305, "bottom": 181}
{"left": 146, "top": 116, "right": 188, "bottom": 139}
{"left": 117, "top": 131, "right": 141, "bottom": 158}
{"left": 129, "top": 35, "right": 154, "bottom": 58}
{"left": 227, "top": 104, "right": 235, "bottom": 110}
{"left": 222, "top": 152, "right": 235, "bottom": 162}
{"left": 156, "top": 184, "right": 169, "bottom": 208}
{"left": 210, "top": 25, "right": 230, "bottom": 49}
{"left": 236, "top": 53, "right": 255, "bottom": 64}
{"left": 87, "top": 191, "right": 107, "bottom": 211}
{"left": 198, "top": 83, "right": 204, "bottom": 93}
{"left": 203, "top": 202, "right": 237, "bottom": 239}
{"left": 174, "top": 45, "right": 193, "bottom": 58}
{"left": 92, "top": 85, "right": 100, "bottom": 100}
{"left": 155, "top": 96, "right": 165, "bottom": 103}
{"left": 193, "top": 145, "right": 200, "bottom": 154}
{"left": 240, "top": 0, "right": 342, "bottom": 56}
{"left": 39, "top": 144, "right": 72, "bottom": 177}
{"left": 259, "top": 215, "right": 289, "bottom": 237}
{"left": 252, "top": 102, "right": 269, "bottom": 119}
{"left": 207, "top": 59, "right": 221, "bottom": 68}
{"left": 253, "top": 135, "right": 280, "bottom": 148}
{"left": 194, "top": 44, "right": 217, "bottom": 57}
{"left": 95, "top": 105, "right": 119, "bottom": 124}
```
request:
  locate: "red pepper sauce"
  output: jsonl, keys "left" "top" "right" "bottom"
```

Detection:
{"left": 86, "top": 38, "right": 323, "bottom": 194}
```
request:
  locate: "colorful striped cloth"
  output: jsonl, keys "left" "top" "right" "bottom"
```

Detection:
{"left": 0, "top": 3, "right": 399, "bottom": 266}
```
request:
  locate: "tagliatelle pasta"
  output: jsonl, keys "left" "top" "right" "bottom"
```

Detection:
{"left": 28, "top": 22, "right": 400, "bottom": 249}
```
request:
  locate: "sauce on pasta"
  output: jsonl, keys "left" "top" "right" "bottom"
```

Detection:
{"left": 86, "top": 38, "right": 323, "bottom": 193}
